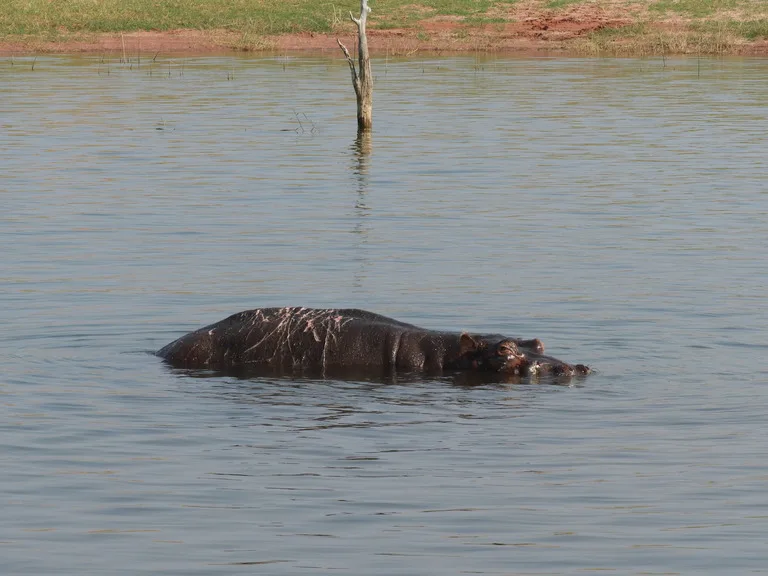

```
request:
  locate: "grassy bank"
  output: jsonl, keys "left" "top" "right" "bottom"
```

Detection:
{"left": 2, "top": 0, "right": 768, "bottom": 55}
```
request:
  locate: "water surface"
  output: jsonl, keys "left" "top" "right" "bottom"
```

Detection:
{"left": 2, "top": 55, "right": 768, "bottom": 574}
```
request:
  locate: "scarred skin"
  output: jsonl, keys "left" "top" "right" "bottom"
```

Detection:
{"left": 157, "top": 307, "right": 590, "bottom": 378}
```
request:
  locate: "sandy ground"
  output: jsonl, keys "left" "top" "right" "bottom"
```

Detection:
{"left": 1, "top": 2, "right": 767, "bottom": 56}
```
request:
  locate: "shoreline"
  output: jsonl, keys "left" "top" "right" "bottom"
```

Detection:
{"left": 3, "top": 16, "right": 768, "bottom": 58}
{"left": 4, "top": 28, "right": 768, "bottom": 58}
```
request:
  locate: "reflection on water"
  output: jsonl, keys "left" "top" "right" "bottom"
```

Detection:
{"left": 2, "top": 55, "right": 768, "bottom": 575}
{"left": 350, "top": 130, "right": 372, "bottom": 289}
{"left": 161, "top": 361, "right": 584, "bottom": 389}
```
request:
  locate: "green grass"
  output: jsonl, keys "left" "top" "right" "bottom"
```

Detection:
{"left": 734, "top": 19, "right": 768, "bottom": 39}
{"left": 373, "top": 0, "right": 516, "bottom": 17}
{"left": 650, "top": 0, "right": 742, "bottom": 18}
{"left": 463, "top": 15, "right": 509, "bottom": 25}
{"left": 0, "top": 0, "right": 520, "bottom": 37}
{"left": 0, "top": 0, "right": 340, "bottom": 36}
{"left": 696, "top": 18, "right": 768, "bottom": 40}
{"left": 650, "top": 0, "right": 768, "bottom": 18}
{"left": 545, "top": 0, "right": 586, "bottom": 8}
{"left": 362, "top": 0, "right": 518, "bottom": 29}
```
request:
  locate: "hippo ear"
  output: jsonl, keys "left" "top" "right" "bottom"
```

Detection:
{"left": 459, "top": 333, "right": 479, "bottom": 355}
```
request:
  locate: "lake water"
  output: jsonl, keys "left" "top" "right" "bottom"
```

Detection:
{"left": 2, "top": 54, "right": 768, "bottom": 574}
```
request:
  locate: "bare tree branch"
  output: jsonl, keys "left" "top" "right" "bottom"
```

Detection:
{"left": 337, "top": 39, "right": 360, "bottom": 95}
{"left": 337, "top": 0, "right": 373, "bottom": 130}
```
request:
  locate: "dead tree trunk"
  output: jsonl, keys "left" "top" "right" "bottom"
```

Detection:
{"left": 337, "top": 0, "right": 373, "bottom": 131}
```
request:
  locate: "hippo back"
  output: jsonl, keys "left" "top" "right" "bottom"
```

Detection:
{"left": 158, "top": 307, "right": 424, "bottom": 372}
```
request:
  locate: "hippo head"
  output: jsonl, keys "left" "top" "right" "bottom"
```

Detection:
{"left": 458, "top": 334, "right": 528, "bottom": 373}
{"left": 457, "top": 334, "right": 590, "bottom": 378}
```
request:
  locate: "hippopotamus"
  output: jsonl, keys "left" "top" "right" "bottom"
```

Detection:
{"left": 157, "top": 307, "right": 590, "bottom": 379}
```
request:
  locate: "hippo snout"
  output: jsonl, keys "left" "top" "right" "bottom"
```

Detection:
{"left": 523, "top": 359, "right": 591, "bottom": 378}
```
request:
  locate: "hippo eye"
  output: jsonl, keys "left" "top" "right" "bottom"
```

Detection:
{"left": 497, "top": 344, "right": 516, "bottom": 356}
